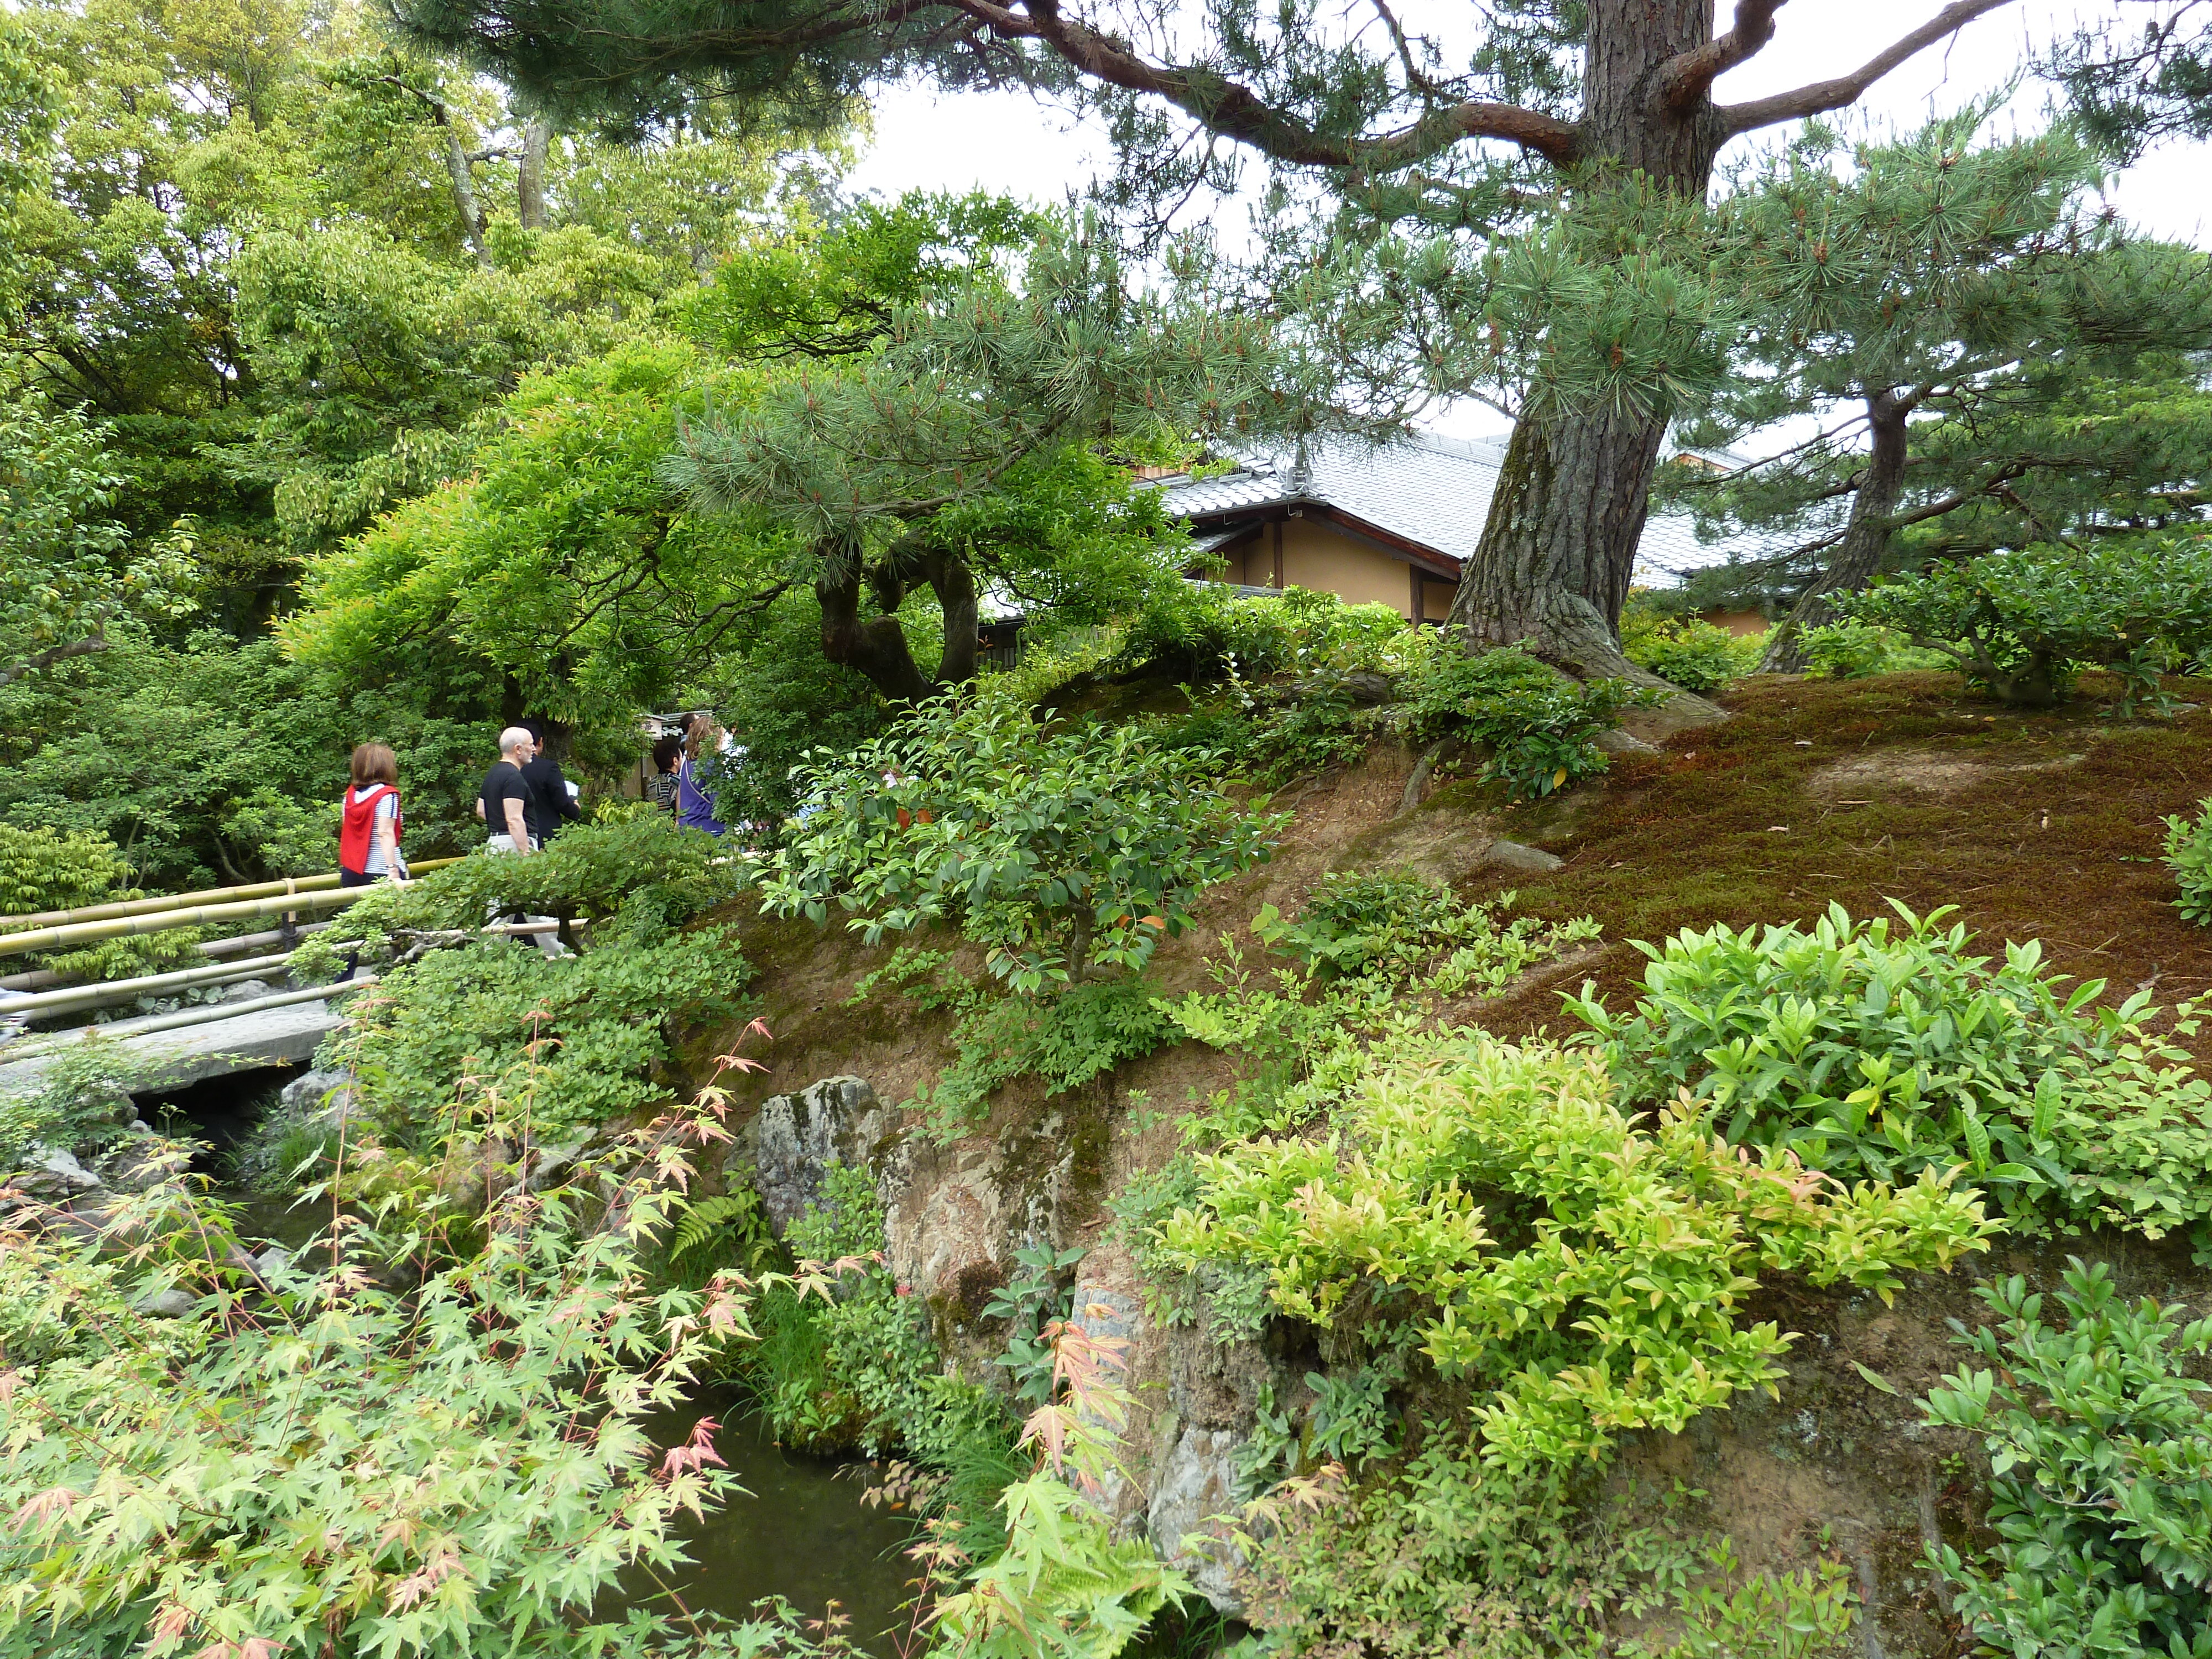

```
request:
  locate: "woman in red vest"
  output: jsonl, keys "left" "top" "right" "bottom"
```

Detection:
{"left": 338, "top": 743, "right": 407, "bottom": 886}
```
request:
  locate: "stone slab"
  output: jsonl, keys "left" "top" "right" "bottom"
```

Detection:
{"left": 0, "top": 1000, "right": 341, "bottom": 1097}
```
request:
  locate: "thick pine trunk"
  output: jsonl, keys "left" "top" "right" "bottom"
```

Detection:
{"left": 1762, "top": 389, "right": 1912, "bottom": 673}
{"left": 1450, "top": 0, "right": 1727, "bottom": 717}
{"left": 814, "top": 539, "right": 983, "bottom": 703}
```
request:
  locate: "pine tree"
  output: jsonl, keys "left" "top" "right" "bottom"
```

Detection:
{"left": 1670, "top": 113, "right": 2212, "bottom": 670}
{"left": 393, "top": 0, "right": 2032, "bottom": 702}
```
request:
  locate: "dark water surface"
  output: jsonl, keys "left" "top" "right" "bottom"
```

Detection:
{"left": 617, "top": 1394, "right": 923, "bottom": 1654}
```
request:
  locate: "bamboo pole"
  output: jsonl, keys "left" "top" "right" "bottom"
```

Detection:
{"left": 0, "top": 954, "right": 295, "bottom": 1018}
{"left": 0, "top": 979, "right": 379, "bottom": 1067}
{"left": 0, "top": 858, "right": 461, "bottom": 929}
{"left": 0, "top": 886, "right": 373, "bottom": 959}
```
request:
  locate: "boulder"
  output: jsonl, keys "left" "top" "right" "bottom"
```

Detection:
{"left": 220, "top": 978, "right": 273, "bottom": 1005}
{"left": 13, "top": 1144, "right": 103, "bottom": 1198}
{"left": 736, "top": 1076, "right": 892, "bottom": 1236}
{"left": 280, "top": 1068, "right": 355, "bottom": 1124}
{"left": 1146, "top": 1426, "right": 1249, "bottom": 1615}
{"left": 132, "top": 1287, "right": 196, "bottom": 1318}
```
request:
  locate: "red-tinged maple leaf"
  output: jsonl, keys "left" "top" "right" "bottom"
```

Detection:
{"left": 0, "top": 1369, "right": 20, "bottom": 1402}
{"left": 9, "top": 1486, "right": 81, "bottom": 1530}
{"left": 659, "top": 1416, "right": 728, "bottom": 1480}
{"left": 152, "top": 1603, "right": 194, "bottom": 1643}
{"left": 386, "top": 1546, "right": 466, "bottom": 1613}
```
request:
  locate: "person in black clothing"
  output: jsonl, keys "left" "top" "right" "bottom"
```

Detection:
{"left": 520, "top": 718, "right": 585, "bottom": 842}
{"left": 477, "top": 727, "right": 540, "bottom": 852}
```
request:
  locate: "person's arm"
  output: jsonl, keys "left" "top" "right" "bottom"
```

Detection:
{"left": 375, "top": 806, "right": 403, "bottom": 883}
{"left": 503, "top": 794, "right": 533, "bottom": 853}
{"left": 552, "top": 761, "right": 583, "bottom": 821}
{"left": 474, "top": 797, "right": 486, "bottom": 821}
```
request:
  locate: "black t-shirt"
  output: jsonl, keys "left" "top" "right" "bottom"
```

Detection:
{"left": 520, "top": 753, "right": 583, "bottom": 841}
{"left": 479, "top": 760, "right": 539, "bottom": 843}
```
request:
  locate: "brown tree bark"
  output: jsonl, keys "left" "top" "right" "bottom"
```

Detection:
{"left": 1761, "top": 388, "right": 1915, "bottom": 673}
{"left": 518, "top": 116, "right": 552, "bottom": 229}
{"left": 812, "top": 538, "right": 984, "bottom": 703}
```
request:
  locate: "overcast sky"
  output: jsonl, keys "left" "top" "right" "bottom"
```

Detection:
{"left": 841, "top": 1, "right": 2210, "bottom": 444}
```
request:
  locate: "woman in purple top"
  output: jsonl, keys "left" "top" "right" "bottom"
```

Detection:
{"left": 676, "top": 717, "right": 728, "bottom": 836}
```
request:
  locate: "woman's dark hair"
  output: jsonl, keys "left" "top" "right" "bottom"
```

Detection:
{"left": 651, "top": 735, "right": 683, "bottom": 773}
{"left": 349, "top": 743, "right": 398, "bottom": 787}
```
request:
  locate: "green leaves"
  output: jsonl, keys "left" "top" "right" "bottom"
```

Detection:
{"left": 1924, "top": 1260, "right": 2212, "bottom": 1658}
{"left": 0, "top": 1102, "right": 790, "bottom": 1659}
{"left": 1836, "top": 530, "right": 2212, "bottom": 709}
{"left": 2164, "top": 797, "right": 2212, "bottom": 927}
{"left": 755, "top": 694, "right": 1283, "bottom": 992}
{"left": 1570, "top": 901, "right": 2212, "bottom": 1249}
{"left": 1400, "top": 641, "right": 1662, "bottom": 800}
{"left": 1150, "top": 1031, "right": 1993, "bottom": 1475}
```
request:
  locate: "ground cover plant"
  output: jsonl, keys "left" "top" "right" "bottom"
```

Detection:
{"left": 1401, "top": 641, "right": 1662, "bottom": 801}
{"left": 1620, "top": 606, "right": 1766, "bottom": 695}
{"left": 2165, "top": 798, "right": 2212, "bottom": 926}
{"left": 1567, "top": 902, "right": 2212, "bottom": 1249}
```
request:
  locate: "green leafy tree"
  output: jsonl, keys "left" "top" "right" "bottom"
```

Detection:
{"left": 1674, "top": 113, "right": 2212, "bottom": 670}
{"left": 0, "top": 401, "right": 195, "bottom": 688}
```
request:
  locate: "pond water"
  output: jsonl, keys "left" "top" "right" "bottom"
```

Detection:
{"left": 617, "top": 1392, "right": 924, "bottom": 1654}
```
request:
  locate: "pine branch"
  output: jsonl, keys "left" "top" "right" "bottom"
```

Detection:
{"left": 950, "top": 0, "right": 1584, "bottom": 168}
{"left": 1657, "top": 0, "right": 1788, "bottom": 112}
{"left": 1719, "top": 0, "right": 2020, "bottom": 135}
{"left": 0, "top": 633, "right": 111, "bottom": 689}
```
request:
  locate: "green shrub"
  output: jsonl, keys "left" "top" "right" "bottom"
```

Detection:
{"left": 1117, "top": 583, "right": 1403, "bottom": 681}
{"left": 0, "top": 822, "right": 200, "bottom": 982}
{"left": 1150, "top": 1032, "right": 1993, "bottom": 1472}
{"left": 1834, "top": 532, "right": 2212, "bottom": 707}
{"left": 1568, "top": 903, "right": 2212, "bottom": 1248}
{"left": 1795, "top": 618, "right": 1949, "bottom": 680}
{"left": 2163, "top": 797, "right": 2212, "bottom": 927}
{"left": 1924, "top": 1260, "right": 2212, "bottom": 1659}
{"left": 757, "top": 695, "right": 1283, "bottom": 992}
{"left": 1621, "top": 609, "right": 1765, "bottom": 692}
{"left": 301, "top": 808, "right": 743, "bottom": 970}
{"left": 1401, "top": 643, "right": 1658, "bottom": 800}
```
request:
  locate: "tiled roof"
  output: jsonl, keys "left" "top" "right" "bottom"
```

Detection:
{"left": 1154, "top": 433, "right": 1791, "bottom": 587}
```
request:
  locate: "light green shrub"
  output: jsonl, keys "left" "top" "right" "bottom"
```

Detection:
{"left": 0, "top": 822, "right": 201, "bottom": 982}
{"left": 1923, "top": 1260, "right": 2212, "bottom": 1659}
{"left": 2163, "top": 797, "right": 2212, "bottom": 926}
{"left": 1621, "top": 609, "right": 1765, "bottom": 692}
{"left": 1150, "top": 1032, "right": 1994, "bottom": 1472}
{"left": 1568, "top": 902, "right": 2212, "bottom": 1249}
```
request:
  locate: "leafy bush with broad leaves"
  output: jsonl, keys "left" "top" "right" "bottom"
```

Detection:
{"left": 1834, "top": 532, "right": 2212, "bottom": 708}
{"left": 1115, "top": 582, "right": 1405, "bottom": 681}
{"left": 1923, "top": 1260, "right": 2212, "bottom": 1659}
{"left": 1621, "top": 610, "right": 1765, "bottom": 693}
{"left": 0, "top": 1093, "right": 810, "bottom": 1659}
{"left": 300, "top": 807, "right": 743, "bottom": 970}
{"left": 1567, "top": 903, "right": 2212, "bottom": 1249}
{"left": 1149, "top": 1032, "right": 1994, "bottom": 1473}
{"left": 755, "top": 695, "right": 1284, "bottom": 992}
{"left": 1401, "top": 643, "right": 1660, "bottom": 800}
{"left": 2164, "top": 797, "right": 2212, "bottom": 927}
{"left": 298, "top": 813, "right": 753, "bottom": 1147}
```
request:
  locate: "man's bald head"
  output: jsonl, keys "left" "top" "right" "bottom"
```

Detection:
{"left": 498, "top": 726, "right": 534, "bottom": 759}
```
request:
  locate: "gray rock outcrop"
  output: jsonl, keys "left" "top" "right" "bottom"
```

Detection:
{"left": 735, "top": 1075, "right": 891, "bottom": 1235}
